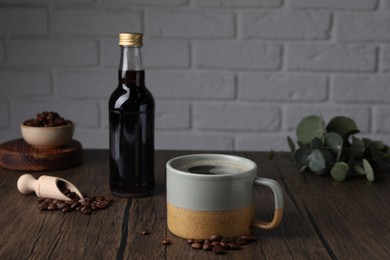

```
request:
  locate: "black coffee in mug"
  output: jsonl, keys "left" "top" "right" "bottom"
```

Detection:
{"left": 178, "top": 160, "right": 249, "bottom": 175}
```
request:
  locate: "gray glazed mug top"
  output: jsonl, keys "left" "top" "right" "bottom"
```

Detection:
{"left": 167, "top": 153, "right": 256, "bottom": 180}
{"left": 166, "top": 154, "right": 258, "bottom": 211}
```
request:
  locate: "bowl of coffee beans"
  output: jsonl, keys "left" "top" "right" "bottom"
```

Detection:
{"left": 21, "top": 111, "right": 74, "bottom": 149}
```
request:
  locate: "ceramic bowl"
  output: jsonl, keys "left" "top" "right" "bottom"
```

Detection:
{"left": 20, "top": 123, "right": 75, "bottom": 149}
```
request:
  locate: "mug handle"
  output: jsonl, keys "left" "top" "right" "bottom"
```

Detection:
{"left": 251, "top": 177, "right": 284, "bottom": 230}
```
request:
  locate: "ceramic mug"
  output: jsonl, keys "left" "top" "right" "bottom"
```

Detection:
{"left": 166, "top": 154, "right": 284, "bottom": 239}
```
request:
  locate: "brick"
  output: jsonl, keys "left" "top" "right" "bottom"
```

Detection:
{"left": 156, "top": 132, "right": 234, "bottom": 150}
{"left": 147, "top": 10, "right": 234, "bottom": 38}
{"left": 0, "top": 100, "right": 9, "bottom": 127}
{"left": 374, "top": 107, "right": 390, "bottom": 134}
{"left": 101, "top": 38, "right": 189, "bottom": 68}
{"left": 52, "top": 8, "right": 141, "bottom": 35}
{"left": 8, "top": 39, "right": 98, "bottom": 66}
{"left": 0, "top": 70, "right": 51, "bottom": 96}
{"left": 238, "top": 73, "right": 327, "bottom": 101}
{"left": 287, "top": 43, "right": 376, "bottom": 72}
{"left": 57, "top": 69, "right": 115, "bottom": 99}
{"left": 381, "top": 45, "right": 390, "bottom": 71}
{"left": 73, "top": 129, "right": 109, "bottom": 149}
{"left": 101, "top": 0, "right": 187, "bottom": 5}
{"left": 284, "top": 105, "right": 370, "bottom": 133}
{"left": 13, "top": 99, "right": 99, "bottom": 128}
{"left": 194, "top": 102, "right": 280, "bottom": 131}
{"left": 0, "top": 8, "right": 46, "bottom": 34}
{"left": 236, "top": 133, "right": 290, "bottom": 151}
{"left": 196, "top": 0, "right": 281, "bottom": 7}
{"left": 156, "top": 102, "right": 190, "bottom": 130}
{"left": 291, "top": 0, "right": 378, "bottom": 10}
{"left": 337, "top": 13, "right": 390, "bottom": 42}
{"left": 242, "top": 11, "right": 330, "bottom": 40}
{"left": 194, "top": 41, "right": 281, "bottom": 70}
{"left": 143, "top": 40, "right": 190, "bottom": 68}
{"left": 147, "top": 71, "right": 235, "bottom": 100}
{"left": 332, "top": 75, "right": 390, "bottom": 103}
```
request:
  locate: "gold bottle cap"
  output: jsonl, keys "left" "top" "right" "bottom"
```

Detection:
{"left": 119, "top": 33, "right": 143, "bottom": 47}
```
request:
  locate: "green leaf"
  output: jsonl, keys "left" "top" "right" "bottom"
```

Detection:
{"left": 308, "top": 149, "right": 327, "bottom": 173}
{"left": 296, "top": 115, "right": 326, "bottom": 145}
{"left": 352, "top": 164, "right": 365, "bottom": 175}
{"left": 323, "top": 132, "right": 343, "bottom": 162}
{"left": 326, "top": 116, "right": 359, "bottom": 139}
{"left": 310, "top": 137, "right": 324, "bottom": 149}
{"left": 363, "top": 159, "right": 374, "bottom": 182}
{"left": 293, "top": 147, "right": 312, "bottom": 167}
{"left": 287, "top": 136, "right": 296, "bottom": 152}
{"left": 330, "top": 162, "right": 349, "bottom": 182}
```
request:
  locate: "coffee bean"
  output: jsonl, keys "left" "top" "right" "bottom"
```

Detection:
{"left": 195, "top": 239, "right": 204, "bottom": 244}
{"left": 211, "top": 241, "right": 220, "bottom": 247}
{"left": 219, "top": 241, "right": 230, "bottom": 249}
{"left": 212, "top": 245, "right": 225, "bottom": 255}
{"left": 228, "top": 242, "right": 241, "bottom": 250}
{"left": 191, "top": 243, "right": 202, "bottom": 249}
{"left": 56, "top": 202, "right": 66, "bottom": 210}
{"left": 142, "top": 230, "right": 150, "bottom": 235}
{"left": 210, "top": 234, "right": 222, "bottom": 242}
{"left": 187, "top": 239, "right": 195, "bottom": 244}
{"left": 236, "top": 238, "right": 246, "bottom": 245}
{"left": 162, "top": 239, "right": 171, "bottom": 245}
{"left": 202, "top": 243, "right": 213, "bottom": 251}
{"left": 47, "top": 203, "right": 57, "bottom": 210}
{"left": 38, "top": 203, "right": 48, "bottom": 211}
{"left": 62, "top": 206, "right": 72, "bottom": 213}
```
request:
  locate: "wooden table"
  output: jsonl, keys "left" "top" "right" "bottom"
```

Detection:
{"left": 0, "top": 150, "right": 389, "bottom": 259}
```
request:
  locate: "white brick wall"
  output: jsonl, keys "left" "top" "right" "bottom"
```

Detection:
{"left": 0, "top": 0, "right": 389, "bottom": 151}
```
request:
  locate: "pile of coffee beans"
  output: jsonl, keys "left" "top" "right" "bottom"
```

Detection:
{"left": 161, "top": 234, "right": 257, "bottom": 255}
{"left": 187, "top": 234, "right": 257, "bottom": 255}
{"left": 23, "top": 111, "right": 73, "bottom": 127}
{"left": 37, "top": 185, "right": 113, "bottom": 215}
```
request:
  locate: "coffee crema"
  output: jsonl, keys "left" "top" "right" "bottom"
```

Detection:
{"left": 176, "top": 160, "right": 250, "bottom": 175}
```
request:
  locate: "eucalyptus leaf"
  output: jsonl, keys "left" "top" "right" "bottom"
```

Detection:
{"left": 296, "top": 115, "right": 326, "bottom": 145}
{"left": 326, "top": 116, "right": 359, "bottom": 139}
{"left": 368, "top": 143, "right": 388, "bottom": 171}
{"left": 363, "top": 159, "right": 374, "bottom": 182}
{"left": 287, "top": 136, "right": 296, "bottom": 152}
{"left": 310, "top": 137, "right": 324, "bottom": 149}
{"left": 330, "top": 162, "right": 349, "bottom": 182}
{"left": 352, "top": 164, "right": 365, "bottom": 175}
{"left": 308, "top": 149, "right": 326, "bottom": 173}
{"left": 293, "top": 147, "right": 312, "bottom": 167}
{"left": 323, "top": 132, "right": 343, "bottom": 162}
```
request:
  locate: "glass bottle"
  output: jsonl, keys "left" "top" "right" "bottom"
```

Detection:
{"left": 108, "top": 33, "right": 155, "bottom": 198}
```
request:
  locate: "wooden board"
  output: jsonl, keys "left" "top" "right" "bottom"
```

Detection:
{"left": 0, "top": 138, "right": 82, "bottom": 171}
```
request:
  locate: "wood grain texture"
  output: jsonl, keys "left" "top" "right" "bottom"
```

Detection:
{"left": 0, "top": 150, "right": 388, "bottom": 259}
{"left": 0, "top": 139, "right": 82, "bottom": 171}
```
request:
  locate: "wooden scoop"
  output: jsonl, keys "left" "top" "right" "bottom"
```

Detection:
{"left": 17, "top": 174, "right": 84, "bottom": 202}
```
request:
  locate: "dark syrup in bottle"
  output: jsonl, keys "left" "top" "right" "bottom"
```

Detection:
{"left": 109, "top": 68, "right": 155, "bottom": 197}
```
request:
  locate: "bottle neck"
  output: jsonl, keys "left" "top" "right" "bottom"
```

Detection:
{"left": 120, "top": 46, "right": 143, "bottom": 71}
{"left": 118, "top": 46, "right": 145, "bottom": 87}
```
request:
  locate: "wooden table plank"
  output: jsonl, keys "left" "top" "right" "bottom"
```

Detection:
{"left": 0, "top": 150, "right": 388, "bottom": 259}
{"left": 275, "top": 153, "right": 390, "bottom": 259}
